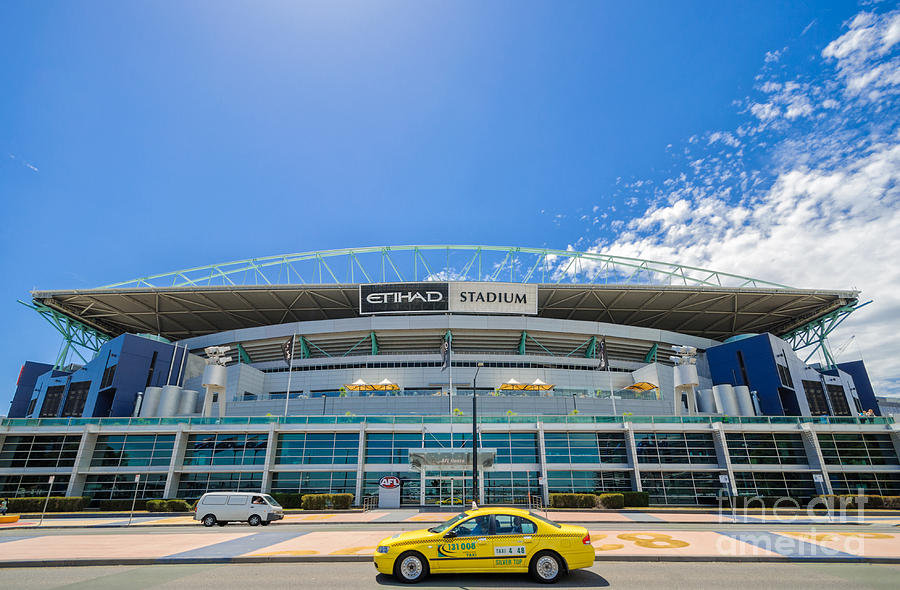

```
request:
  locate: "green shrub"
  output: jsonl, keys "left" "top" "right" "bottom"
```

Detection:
{"left": 815, "top": 494, "right": 886, "bottom": 509}
{"left": 881, "top": 496, "right": 900, "bottom": 509}
{"left": 146, "top": 499, "right": 167, "bottom": 512}
{"left": 549, "top": 493, "right": 597, "bottom": 509}
{"left": 301, "top": 494, "right": 329, "bottom": 510}
{"left": 330, "top": 493, "right": 353, "bottom": 510}
{"left": 91, "top": 499, "right": 147, "bottom": 511}
{"left": 271, "top": 493, "right": 303, "bottom": 509}
{"left": 7, "top": 496, "right": 88, "bottom": 513}
{"left": 596, "top": 493, "right": 624, "bottom": 509}
{"left": 165, "top": 499, "right": 192, "bottom": 512}
{"left": 620, "top": 491, "right": 649, "bottom": 507}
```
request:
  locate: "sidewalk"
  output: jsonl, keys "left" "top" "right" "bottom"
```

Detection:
{"left": 3, "top": 509, "right": 899, "bottom": 529}
{"left": 0, "top": 527, "right": 897, "bottom": 567}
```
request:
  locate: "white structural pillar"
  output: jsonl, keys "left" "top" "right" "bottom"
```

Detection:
{"left": 66, "top": 424, "right": 97, "bottom": 497}
{"left": 162, "top": 423, "right": 189, "bottom": 498}
{"left": 355, "top": 423, "right": 366, "bottom": 505}
{"left": 261, "top": 422, "right": 278, "bottom": 494}
{"left": 711, "top": 423, "right": 737, "bottom": 496}
{"left": 799, "top": 423, "right": 833, "bottom": 495}
{"left": 536, "top": 422, "right": 550, "bottom": 505}
{"left": 623, "top": 422, "right": 642, "bottom": 492}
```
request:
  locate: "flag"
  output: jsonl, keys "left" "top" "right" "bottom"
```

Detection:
{"left": 282, "top": 338, "right": 295, "bottom": 364}
{"left": 441, "top": 337, "right": 451, "bottom": 372}
{"left": 598, "top": 337, "right": 609, "bottom": 370}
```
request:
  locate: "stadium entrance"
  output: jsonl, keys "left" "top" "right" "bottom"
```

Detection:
{"left": 424, "top": 473, "right": 472, "bottom": 506}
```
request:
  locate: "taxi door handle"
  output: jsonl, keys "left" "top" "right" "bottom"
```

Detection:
{"left": 523, "top": 536, "right": 533, "bottom": 543}
{"left": 477, "top": 537, "right": 487, "bottom": 545}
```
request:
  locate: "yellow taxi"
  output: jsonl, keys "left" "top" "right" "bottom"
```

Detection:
{"left": 374, "top": 507, "right": 594, "bottom": 584}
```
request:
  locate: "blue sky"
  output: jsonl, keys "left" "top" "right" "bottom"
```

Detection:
{"left": 3, "top": 1, "right": 898, "bottom": 413}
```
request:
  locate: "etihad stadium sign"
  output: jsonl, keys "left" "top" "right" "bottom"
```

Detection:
{"left": 359, "top": 282, "right": 537, "bottom": 315}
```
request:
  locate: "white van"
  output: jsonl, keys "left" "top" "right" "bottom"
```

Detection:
{"left": 193, "top": 492, "right": 284, "bottom": 527}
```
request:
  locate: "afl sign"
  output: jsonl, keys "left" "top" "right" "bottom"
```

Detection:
{"left": 379, "top": 476, "right": 401, "bottom": 489}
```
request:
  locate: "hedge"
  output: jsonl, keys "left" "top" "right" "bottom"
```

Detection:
{"left": 300, "top": 493, "right": 354, "bottom": 510}
{"left": 815, "top": 495, "right": 900, "bottom": 509}
{"left": 549, "top": 493, "right": 598, "bottom": 509}
{"left": 145, "top": 499, "right": 193, "bottom": 512}
{"left": 620, "top": 491, "right": 649, "bottom": 508}
{"left": 7, "top": 496, "right": 89, "bottom": 512}
{"left": 91, "top": 499, "right": 147, "bottom": 511}
{"left": 270, "top": 493, "right": 303, "bottom": 509}
{"left": 596, "top": 493, "right": 624, "bottom": 509}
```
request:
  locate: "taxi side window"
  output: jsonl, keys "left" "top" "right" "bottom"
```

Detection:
{"left": 494, "top": 514, "right": 537, "bottom": 535}
{"left": 450, "top": 515, "right": 491, "bottom": 537}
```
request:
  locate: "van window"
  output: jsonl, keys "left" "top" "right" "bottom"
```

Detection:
{"left": 262, "top": 495, "right": 281, "bottom": 507}
{"left": 204, "top": 495, "right": 227, "bottom": 505}
{"left": 227, "top": 496, "right": 248, "bottom": 505}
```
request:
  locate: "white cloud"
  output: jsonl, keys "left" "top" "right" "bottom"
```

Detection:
{"left": 568, "top": 6, "right": 900, "bottom": 394}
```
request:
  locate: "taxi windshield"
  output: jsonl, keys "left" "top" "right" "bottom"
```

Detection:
{"left": 428, "top": 512, "right": 469, "bottom": 533}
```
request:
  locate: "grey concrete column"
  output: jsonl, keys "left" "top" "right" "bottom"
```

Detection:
{"left": 623, "top": 422, "right": 642, "bottom": 492}
{"left": 800, "top": 423, "right": 833, "bottom": 495}
{"left": 355, "top": 424, "right": 366, "bottom": 505}
{"left": 536, "top": 422, "right": 549, "bottom": 505}
{"left": 889, "top": 423, "right": 900, "bottom": 464}
{"left": 163, "top": 423, "right": 188, "bottom": 498}
{"left": 66, "top": 424, "right": 97, "bottom": 497}
{"left": 261, "top": 422, "right": 277, "bottom": 494}
{"left": 711, "top": 423, "right": 738, "bottom": 495}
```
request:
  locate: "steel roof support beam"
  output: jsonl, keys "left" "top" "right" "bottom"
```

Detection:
{"left": 20, "top": 301, "right": 110, "bottom": 369}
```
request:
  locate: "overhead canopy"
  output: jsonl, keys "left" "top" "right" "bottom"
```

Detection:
{"left": 625, "top": 382, "right": 658, "bottom": 391}
{"left": 499, "top": 378, "right": 554, "bottom": 391}
{"left": 344, "top": 379, "right": 399, "bottom": 391}
{"left": 31, "top": 283, "right": 859, "bottom": 342}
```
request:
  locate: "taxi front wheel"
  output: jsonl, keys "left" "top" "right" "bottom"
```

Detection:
{"left": 393, "top": 551, "right": 429, "bottom": 584}
{"left": 530, "top": 550, "right": 564, "bottom": 584}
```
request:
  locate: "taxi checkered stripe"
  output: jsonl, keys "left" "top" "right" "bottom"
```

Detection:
{"left": 388, "top": 533, "right": 579, "bottom": 548}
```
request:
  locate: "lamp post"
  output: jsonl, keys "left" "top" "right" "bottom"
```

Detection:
{"left": 471, "top": 362, "right": 483, "bottom": 506}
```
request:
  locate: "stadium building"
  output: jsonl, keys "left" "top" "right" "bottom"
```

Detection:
{"left": 2, "top": 246, "right": 898, "bottom": 506}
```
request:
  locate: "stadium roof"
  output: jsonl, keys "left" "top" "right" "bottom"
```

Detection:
{"left": 27, "top": 246, "right": 860, "bottom": 343}
{"left": 30, "top": 283, "right": 857, "bottom": 343}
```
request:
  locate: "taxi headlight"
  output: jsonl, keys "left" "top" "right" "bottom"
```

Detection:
{"left": 376, "top": 546, "right": 390, "bottom": 554}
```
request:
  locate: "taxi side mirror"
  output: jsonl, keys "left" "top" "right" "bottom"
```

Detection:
{"left": 443, "top": 531, "right": 457, "bottom": 539}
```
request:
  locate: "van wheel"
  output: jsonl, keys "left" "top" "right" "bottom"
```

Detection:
{"left": 248, "top": 515, "right": 262, "bottom": 526}
{"left": 394, "top": 551, "right": 428, "bottom": 584}
{"left": 201, "top": 514, "right": 217, "bottom": 527}
{"left": 530, "top": 550, "right": 564, "bottom": 584}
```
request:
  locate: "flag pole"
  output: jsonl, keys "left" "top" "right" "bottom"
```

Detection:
{"left": 449, "top": 331, "right": 453, "bottom": 449}
{"left": 283, "top": 334, "right": 295, "bottom": 417}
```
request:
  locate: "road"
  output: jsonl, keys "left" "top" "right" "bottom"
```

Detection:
{"left": 1, "top": 562, "right": 899, "bottom": 590}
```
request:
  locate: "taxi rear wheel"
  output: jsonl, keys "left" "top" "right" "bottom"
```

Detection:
{"left": 393, "top": 551, "right": 428, "bottom": 584}
{"left": 529, "top": 550, "right": 564, "bottom": 584}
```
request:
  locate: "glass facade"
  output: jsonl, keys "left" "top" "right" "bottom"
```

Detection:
{"left": 91, "top": 434, "right": 175, "bottom": 467}
{"left": 365, "top": 433, "right": 425, "bottom": 464}
{"left": 829, "top": 472, "right": 900, "bottom": 496}
{"left": 817, "top": 433, "right": 900, "bottom": 466}
{"left": 641, "top": 471, "right": 723, "bottom": 504}
{"left": 0, "top": 474, "right": 70, "bottom": 497}
{"left": 544, "top": 432, "right": 627, "bottom": 464}
{"left": 484, "top": 471, "right": 542, "bottom": 503}
{"left": 732, "top": 471, "right": 817, "bottom": 499}
{"left": 270, "top": 471, "right": 356, "bottom": 495}
{"left": 83, "top": 473, "right": 167, "bottom": 501}
{"left": 276, "top": 433, "right": 359, "bottom": 464}
{"left": 362, "top": 471, "right": 421, "bottom": 505}
{"left": 177, "top": 472, "right": 263, "bottom": 498}
{"left": 0, "top": 435, "right": 81, "bottom": 468}
{"left": 725, "top": 432, "right": 807, "bottom": 465}
{"left": 634, "top": 432, "right": 717, "bottom": 464}
{"left": 183, "top": 433, "right": 268, "bottom": 466}
{"left": 546, "top": 470, "right": 631, "bottom": 493}
{"left": 478, "top": 432, "right": 538, "bottom": 464}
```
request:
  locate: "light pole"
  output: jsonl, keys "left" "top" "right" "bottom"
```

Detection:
{"left": 471, "top": 362, "right": 483, "bottom": 506}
